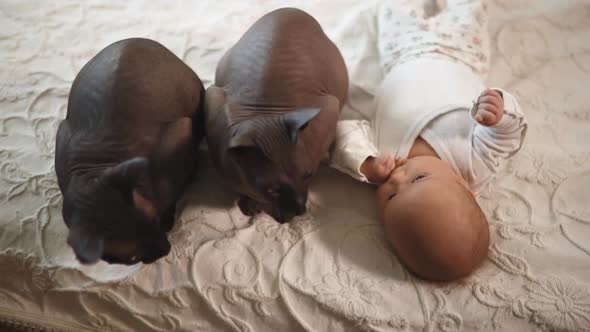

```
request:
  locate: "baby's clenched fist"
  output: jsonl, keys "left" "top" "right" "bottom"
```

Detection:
{"left": 474, "top": 89, "right": 504, "bottom": 127}
{"left": 360, "top": 153, "right": 398, "bottom": 184}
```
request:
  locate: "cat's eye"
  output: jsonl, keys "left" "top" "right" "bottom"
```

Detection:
{"left": 411, "top": 174, "right": 427, "bottom": 183}
{"left": 388, "top": 193, "right": 397, "bottom": 200}
{"left": 267, "top": 187, "right": 279, "bottom": 196}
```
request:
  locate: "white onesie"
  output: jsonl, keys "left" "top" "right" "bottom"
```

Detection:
{"left": 330, "top": 0, "right": 528, "bottom": 192}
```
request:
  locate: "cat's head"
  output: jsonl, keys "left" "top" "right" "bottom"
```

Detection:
{"left": 227, "top": 107, "right": 330, "bottom": 222}
{"left": 62, "top": 157, "right": 170, "bottom": 265}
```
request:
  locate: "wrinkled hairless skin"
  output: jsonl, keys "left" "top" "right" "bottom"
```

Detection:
{"left": 205, "top": 8, "right": 349, "bottom": 223}
{"left": 55, "top": 38, "right": 205, "bottom": 265}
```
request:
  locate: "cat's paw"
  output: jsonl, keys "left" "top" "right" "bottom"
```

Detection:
{"left": 238, "top": 196, "right": 261, "bottom": 216}
{"left": 160, "top": 205, "right": 176, "bottom": 233}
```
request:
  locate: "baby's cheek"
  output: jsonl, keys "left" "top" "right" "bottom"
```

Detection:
{"left": 375, "top": 185, "right": 392, "bottom": 217}
{"left": 375, "top": 184, "right": 387, "bottom": 205}
{"left": 381, "top": 204, "right": 401, "bottom": 231}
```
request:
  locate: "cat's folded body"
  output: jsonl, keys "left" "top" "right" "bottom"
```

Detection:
{"left": 205, "top": 8, "right": 349, "bottom": 223}
{"left": 55, "top": 38, "right": 205, "bottom": 265}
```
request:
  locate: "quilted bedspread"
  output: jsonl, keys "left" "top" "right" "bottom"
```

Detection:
{"left": 1, "top": 0, "right": 589, "bottom": 331}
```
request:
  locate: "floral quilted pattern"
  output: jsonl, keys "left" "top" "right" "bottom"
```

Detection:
{"left": 0, "top": 0, "right": 589, "bottom": 331}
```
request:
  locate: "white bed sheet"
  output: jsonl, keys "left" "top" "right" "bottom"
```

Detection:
{"left": 1, "top": 0, "right": 589, "bottom": 331}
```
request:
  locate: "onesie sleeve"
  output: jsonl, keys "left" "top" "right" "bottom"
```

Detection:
{"left": 329, "top": 119, "right": 379, "bottom": 183}
{"left": 471, "top": 88, "right": 528, "bottom": 181}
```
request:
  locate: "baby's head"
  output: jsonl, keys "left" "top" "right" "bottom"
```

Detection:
{"left": 377, "top": 156, "right": 489, "bottom": 281}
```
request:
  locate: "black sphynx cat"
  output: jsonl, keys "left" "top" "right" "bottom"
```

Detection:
{"left": 55, "top": 38, "right": 205, "bottom": 265}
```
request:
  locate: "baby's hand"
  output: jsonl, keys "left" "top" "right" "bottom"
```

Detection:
{"left": 474, "top": 89, "right": 504, "bottom": 127}
{"left": 360, "top": 153, "right": 398, "bottom": 183}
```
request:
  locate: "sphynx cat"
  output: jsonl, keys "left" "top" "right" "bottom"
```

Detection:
{"left": 205, "top": 8, "right": 349, "bottom": 223}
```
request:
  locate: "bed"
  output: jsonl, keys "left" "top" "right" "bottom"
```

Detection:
{"left": 1, "top": 0, "right": 589, "bottom": 331}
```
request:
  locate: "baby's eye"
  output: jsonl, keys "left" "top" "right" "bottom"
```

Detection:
{"left": 388, "top": 193, "right": 397, "bottom": 200}
{"left": 411, "top": 174, "right": 427, "bottom": 183}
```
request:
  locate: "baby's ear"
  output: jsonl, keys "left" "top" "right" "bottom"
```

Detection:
{"left": 67, "top": 219, "right": 104, "bottom": 264}
{"left": 102, "top": 157, "right": 150, "bottom": 193}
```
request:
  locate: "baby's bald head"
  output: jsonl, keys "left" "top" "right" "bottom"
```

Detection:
{"left": 377, "top": 156, "right": 489, "bottom": 281}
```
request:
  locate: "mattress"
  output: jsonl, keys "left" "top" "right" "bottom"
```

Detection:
{"left": 0, "top": 0, "right": 589, "bottom": 331}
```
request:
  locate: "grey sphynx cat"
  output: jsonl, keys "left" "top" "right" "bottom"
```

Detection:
{"left": 205, "top": 8, "right": 349, "bottom": 223}
{"left": 55, "top": 38, "right": 205, "bottom": 265}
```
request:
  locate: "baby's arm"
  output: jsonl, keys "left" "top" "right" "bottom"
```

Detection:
{"left": 330, "top": 119, "right": 395, "bottom": 183}
{"left": 471, "top": 88, "right": 528, "bottom": 175}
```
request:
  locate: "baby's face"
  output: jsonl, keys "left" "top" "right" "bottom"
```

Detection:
{"left": 376, "top": 156, "right": 470, "bottom": 222}
{"left": 375, "top": 156, "right": 489, "bottom": 281}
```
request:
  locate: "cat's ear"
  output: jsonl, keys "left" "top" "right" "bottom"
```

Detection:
{"left": 228, "top": 131, "right": 257, "bottom": 149}
{"left": 226, "top": 125, "right": 268, "bottom": 170}
{"left": 226, "top": 128, "right": 270, "bottom": 171}
{"left": 102, "top": 157, "right": 149, "bottom": 192}
{"left": 283, "top": 108, "right": 321, "bottom": 143}
{"left": 67, "top": 219, "right": 104, "bottom": 264}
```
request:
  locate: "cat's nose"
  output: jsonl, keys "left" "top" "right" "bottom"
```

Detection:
{"left": 159, "top": 239, "right": 171, "bottom": 255}
{"left": 294, "top": 197, "right": 307, "bottom": 215}
{"left": 141, "top": 238, "right": 171, "bottom": 264}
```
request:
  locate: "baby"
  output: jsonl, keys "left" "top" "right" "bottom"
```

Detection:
{"left": 331, "top": 0, "right": 527, "bottom": 281}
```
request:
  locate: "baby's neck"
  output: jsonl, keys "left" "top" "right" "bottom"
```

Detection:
{"left": 408, "top": 137, "right": 439, "bottom": 159}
